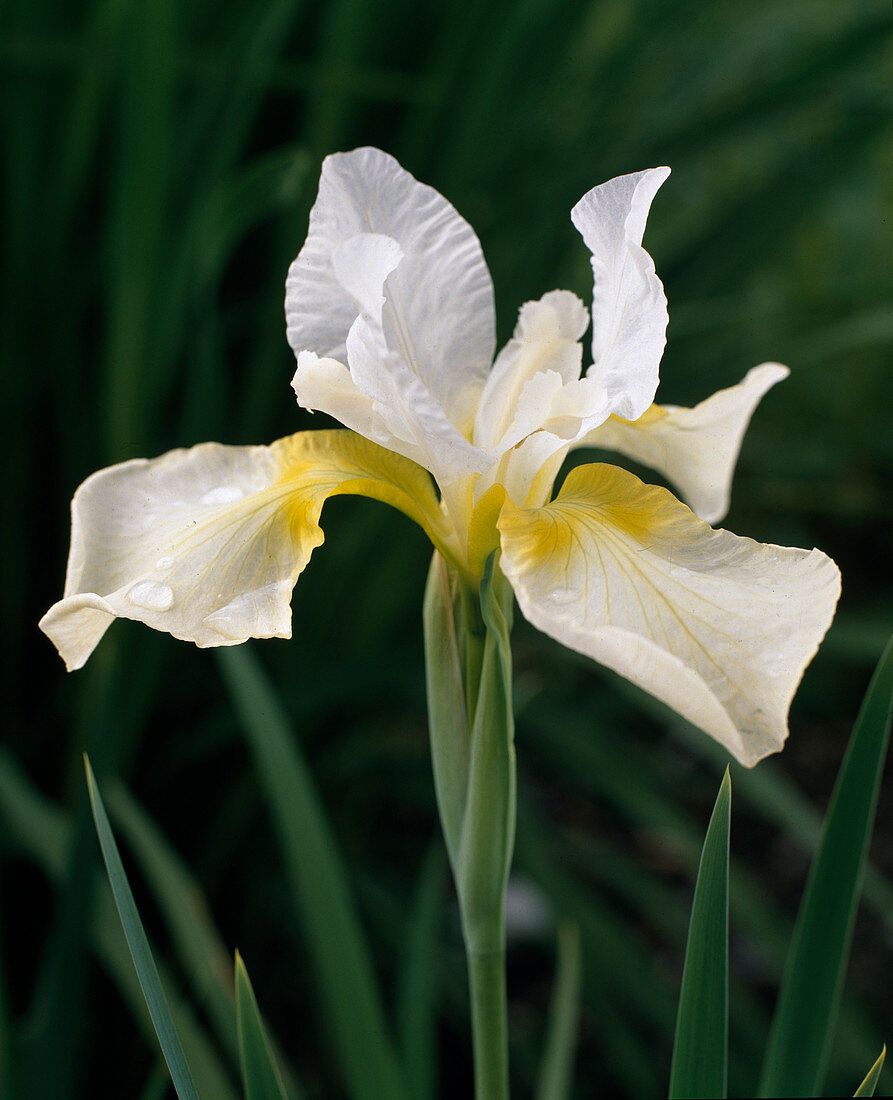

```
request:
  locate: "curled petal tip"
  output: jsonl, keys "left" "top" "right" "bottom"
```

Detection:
{"left": 571, "top": 168, "right": 670, "bottom": 422}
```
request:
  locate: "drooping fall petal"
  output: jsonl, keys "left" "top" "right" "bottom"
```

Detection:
{"left": 571, "top": 167, "right": 670, "bottom": 422}
{"left": 40, "top": 430, "right": 449, "bottom": 670}
{"left": 580, "top": 362, "right": 790, "bottom": 523}
{"left": 498, "top": 462, "right": 840, "bottom": 765}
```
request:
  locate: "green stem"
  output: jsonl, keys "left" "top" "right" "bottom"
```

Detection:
{"left": 458, "top": 581, "right": 486, "bottom": 730}
{"left": 424, "top": 553, "right": 515, "bottom": 1099}
{"left": 467, "top": 948, "right": 509, "bottom": 1100}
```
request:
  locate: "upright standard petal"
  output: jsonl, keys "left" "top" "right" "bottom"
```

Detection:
{"left": 474, "top": 290, "right": 590, "bottom": 452}
{"left": 40, "top": 431, "right": 449, "bottom": 670}
{"left": 343, "top": 307, "right": 489, "bottom": 483}
{"left": 571, "top": 167, "right": 670, "bottom": 422}
{"left": 285, "top": 147, "right": 495, "bottom": 434}
{"left": 579, "top": 363, "right": 790, "bottom": 523}
{"left": 471, "top": 290, "right": 611, "bottom": 510}
{"left": 498, "top": 463, "right": 840, "bottom": 766}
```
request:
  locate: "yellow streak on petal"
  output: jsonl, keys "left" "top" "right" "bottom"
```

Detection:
{"left": 466, "top": 482, "right": 506, "bottom": 580}
{"left": 611, "top": 403, "right": 667, "bottom": 428}
{"left": 40, "top": 428, "right": 459, "bottom": 670}
{"left": 270, "top": 429, "right": 455, "bottom": 560}
{"left": 498, "top": 462, "right": 841, "bottom": 765}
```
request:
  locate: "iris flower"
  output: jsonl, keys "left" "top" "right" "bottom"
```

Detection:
{"left": 40, "top": 147, "right": 840, "bottom": 766}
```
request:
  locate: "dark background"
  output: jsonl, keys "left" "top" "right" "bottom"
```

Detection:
{"left": 3, "top": 0, "right": 892, "bottom": 1095}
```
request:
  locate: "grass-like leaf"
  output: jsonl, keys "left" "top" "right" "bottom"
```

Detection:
{"left": 854, "top": 1045, "right": 886, "bottom": 1097}
{"left": 84, "top": 755, "right": 200, "bottom": 1100}
{"left": 107, "top": 780, "right": 299, "bottom": 1096}
{"left": 670, "top": 715, "right": 893, "bottom": 931}
{"left": 0, "top": 751, "right": 236, "bottom": 1099}
{"left": 759, "top": 635, "right": 893, "bottom": 1097}
{"left": 396, "top": 845, "right": 444, "bottom": 1100}
{"left": 102, "top": 0, "right": 178, "bottom": 459}
{"left": 536, "top": 920, "right": 582, "bottom": 1100}
{"left": 105, "top": 782, "right": 238, "bottom": 1064}
{"left": 669, "top": 768, "right": 730, "bottom": 1100}
{"left": 515, "top": 795, "right": 676, "bottom": 1098}
{"left": 216, "top": 645, "right": 407, "bottom": 1100}
{"left": 235, "top": 951, "right": 292, "bottom": 1100}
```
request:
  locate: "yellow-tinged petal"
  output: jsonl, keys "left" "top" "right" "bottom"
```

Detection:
{"left": 40, "top": 430, "right": 451, "bottom": 670}
{"left": 580, "top": 363, "right": 789, "bottom": 523}
{"left": 466, "top": 483, "right": 506, "bottom": 580}
{"left": 497, "top": 463, "right": 840, "bottom": 765}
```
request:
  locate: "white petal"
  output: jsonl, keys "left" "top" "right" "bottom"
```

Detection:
{"left": 470, "top": 291, "right": 611, "bottom": 510}
{"left": 292, "top": 351, "right": 389, "bottom": 446}
{"left": 498, "top": 462, "right": 840, "bottom": 765}
{"left": 506, "top": 371, "right": 578, "bottom": 447}
{"left": 475, "top": 373, "right": 612, "bottom": 508}
{"left": 571, "top": 168, "right": 670, "bottom": 421}
{"left": 286, "top": 147, "right": 495, "bottom": 434}
{"left": 345, "top": 312, "right": 490, "bottom": 483}
{"left": 40, "top": 431, "right": 449, "bottom": 670}
{"left": 581, "top": 363, "right": 790, "bottom": 523}
{"left": 330, "top": 233, "right": 403, "bottom": 318}
{"left": 485, "top": 431, "right": 570, "bottom": 510}
{"left": 474, "top": 290, "right": 589, "bottom": 451}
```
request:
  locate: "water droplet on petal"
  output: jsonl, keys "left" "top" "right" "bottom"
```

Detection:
{"left": 127, "top": 581, "right": 174, "bottom": 612}
{"left": 547, "top": 587, "right": 575, "bottom": 607}
{"left": 202, "top": 597, "right": 253, "bottom": 641}
{"left": 202, "top": 586, "right": 282, "bottom": 641}
{"left": 155, "top": 555, "right": 175, "bottom": 571}
{"left": 201, "top": 485, "right": 244, "bottom": 506}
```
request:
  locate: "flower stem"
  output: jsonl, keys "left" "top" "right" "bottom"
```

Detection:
{"left": 467, "top": 947, "right": 509, "bottom": 1100}
{"left": 424, "top": 552, "right": 515, "bottom": 1098}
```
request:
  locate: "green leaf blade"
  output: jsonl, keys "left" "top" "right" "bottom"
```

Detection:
{"left": 854, "top": 1045, "right": 886, "bottom": 1097}
{"left": 235, "top": 952, "right": 291, "bottom": 1100}
{"left": 83, "top": 756, "right": 200, "bottom": 1100}
{"left": 760, "top": 636, "right": 893, "bottom": 1097}
{"left": 215, "top": 645, "right": 407, "bottom": 1100}
{"left": 105, "top": 782, "right": 238, "bottom": 1064}
{"left": 669, "top": 768, "right": 730, "bottom": 1100}
{"left": 536, "top": 920, "right": 582, "bottom": 1100}
{"left": 396, "top": 845, "right": 444, "bottom": 1100}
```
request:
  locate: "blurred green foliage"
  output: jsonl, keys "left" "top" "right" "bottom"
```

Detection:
{"left": 3, "top": 0, "right": 892, "bottom": 1095}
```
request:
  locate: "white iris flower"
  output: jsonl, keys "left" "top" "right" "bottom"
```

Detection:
{"left": 40, "top": 147, "right": 840, "bottom": 766}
